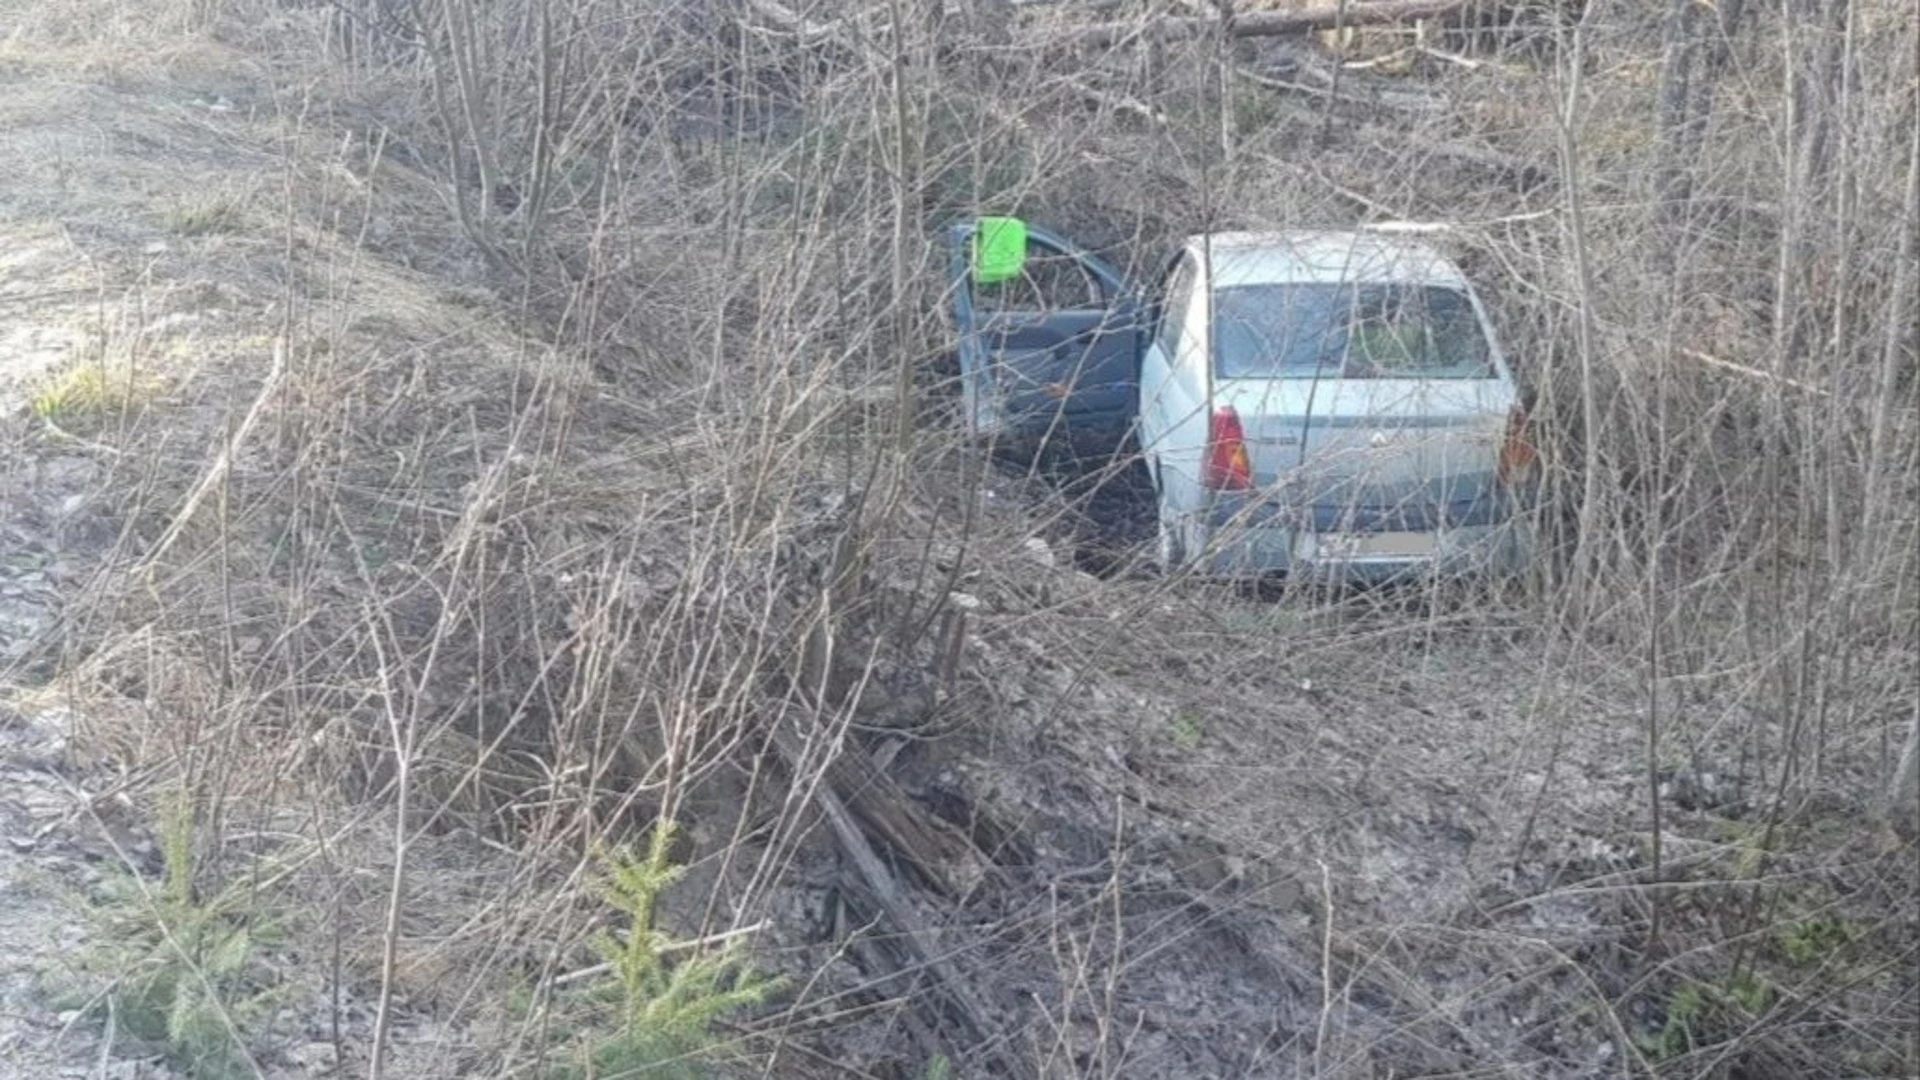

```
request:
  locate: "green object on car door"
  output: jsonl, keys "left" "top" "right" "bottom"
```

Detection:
{"left": 971, "top": 216, "right": 1027, "bottom": 285}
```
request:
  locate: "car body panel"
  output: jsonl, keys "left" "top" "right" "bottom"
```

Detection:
{"left": 944, "top": 220, "right": 1535, "bottom": 580}
{"left": 1201, "top": 230, "right": 1471, "bottom": 289}
{"left": 1139, "top": 230, "right": 1533, "bottom": 580}
{"left": 1212, "top": 378, "right": 1514, "bottom": 529}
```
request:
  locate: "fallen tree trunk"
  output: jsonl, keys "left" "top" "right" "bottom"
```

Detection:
{"left": 1059, "top": 0, "right": 1471, "bottom": 48}
{"left": 769, "top": 721, "right": 1024, "bottom": 1078}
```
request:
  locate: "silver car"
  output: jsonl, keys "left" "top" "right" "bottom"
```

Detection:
{"left": 946, "top": 220, "right": 1538, "bottom": 581}
{"left": 1137, "top": 230, "right": 1537, "bottom": 580}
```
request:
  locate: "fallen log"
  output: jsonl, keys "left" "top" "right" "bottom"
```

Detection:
{"left": 769, "top": 721, "right": 1025, "bottom": 1079}
{"left": 824, "top": 726, "right": 1000, "bottom": 899}
{"left": 1058, "top": 0, "right": 1472, "bottom": 48}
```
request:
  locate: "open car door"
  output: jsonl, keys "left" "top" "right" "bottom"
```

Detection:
{"left": 945, "top": 218, "right": 1142, "bottom": 453}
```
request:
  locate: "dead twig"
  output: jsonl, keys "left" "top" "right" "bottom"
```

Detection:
{"left": 1679, "top": 347, "right": 1831, "bottom": 396}
{"left": 1064, "top": 76, "right": 1169, "bottom": 126}
{"left": 550, "top": 922, "right": 773, "bottom": 988}
{"left": 144, "top": 338, "right": 287, "bottom": 566}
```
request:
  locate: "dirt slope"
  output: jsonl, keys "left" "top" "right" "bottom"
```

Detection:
{"left": 1, "top": 14, "right": 1912, "bottom": 1080}
{"left": 0, "top": 43, "right": 495, "bottom": 1078}
{"left": 0, "top": 55, "right": 1609, "bottom": 1075}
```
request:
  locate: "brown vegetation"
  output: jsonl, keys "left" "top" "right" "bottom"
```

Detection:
{"left": 0, "top": 0, "right": 1913, "bottom": 1077}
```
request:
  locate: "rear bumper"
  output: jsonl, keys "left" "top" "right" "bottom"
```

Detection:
{"left": 1206, "top": 487, "right": 1523, "bottom": 533}
{"left": 1195, "top": 521, "right": 1535, "bottom": 581}
{"left": 1186, "top": 493, "right": 1537, "bottom": 580}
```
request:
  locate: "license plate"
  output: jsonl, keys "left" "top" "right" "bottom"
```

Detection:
{"left": 1307, "top": 531, "right": 1438, "bottom": 559}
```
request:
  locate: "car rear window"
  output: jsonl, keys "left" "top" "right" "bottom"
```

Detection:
{"left": 1212, "top": 283, "right": 1494, "bottom": 379}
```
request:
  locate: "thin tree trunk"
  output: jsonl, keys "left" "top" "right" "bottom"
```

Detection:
{"left": 889, "top": 0, "right": 920, "bottom": 451}
{"left": 1653, "top": 0, "right": 1699, "bottom": 275}
{"left": 1889, "top": 704, "right": 1919, "bottom": 835}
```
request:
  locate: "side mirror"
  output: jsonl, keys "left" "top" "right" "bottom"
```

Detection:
{"left": 971, "top": 217, "right": 1027, "bottom": 286}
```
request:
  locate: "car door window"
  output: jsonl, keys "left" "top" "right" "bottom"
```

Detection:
{"left": 973, "top": 241, "right": 1105, "bottom": 313}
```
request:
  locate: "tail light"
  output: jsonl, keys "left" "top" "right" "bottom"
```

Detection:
{"left": 1497, "top": 405, "right": 1538, "bottom": 487}
{"left": 1203, "top": 406, "right": 1254, "bottom": 491}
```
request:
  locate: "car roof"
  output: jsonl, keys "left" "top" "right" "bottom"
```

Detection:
{"left": 1181, "top": 230, "right": 1469, "bottom": 288}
